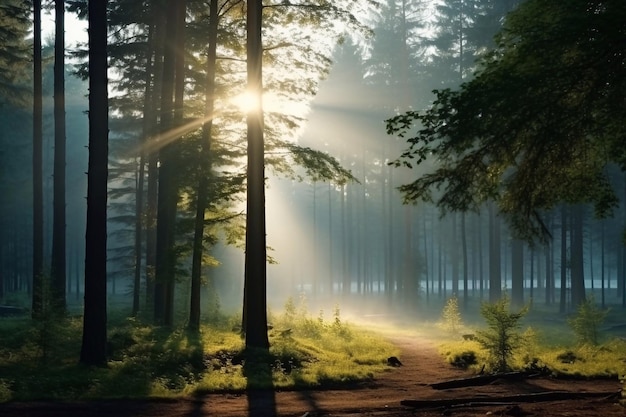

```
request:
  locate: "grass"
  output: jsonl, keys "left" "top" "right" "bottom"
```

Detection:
{"left": 0, "top": 303, "right": 397, "bottom": 402}
{"left": 433, "top": 303, "right": 626, "bottom": 380}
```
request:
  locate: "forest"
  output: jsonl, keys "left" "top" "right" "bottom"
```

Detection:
{"left": 0, "top": 0, "right": 625, "bottom": 410}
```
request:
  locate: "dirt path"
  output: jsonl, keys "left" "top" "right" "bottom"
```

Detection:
{"left": 0, "top": 335, "right": 622, "bottom": 417}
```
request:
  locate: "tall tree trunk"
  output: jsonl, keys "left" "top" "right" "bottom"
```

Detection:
{"left": 52, "top": 0, "right": 67, "bottom": 313}
{"left": 243, "top": 0, "right": 269, "bottom": 350}
{"left": 559, "top": 205, "right": 568, "bottom": 313}
{"left": 328, "top": 182, "right": 333, "bottom": 294}
{"left": 529, "top": 247, "right": 534, "bottom": 301}
{"left": 145, "top": 4, "right": 166, "bottom": 312}
{"left": 161, "top": 0, "right": 186, "bottom": 326}
{"left": 154, "top": 0, "right": 180, "bottom": 325}
{"left": 601, "top": 219, "right": 605, "bottom": 308}
{"left": 80, "top": 0, "right": 108, "bottom": 366}
{"left": 438, "top": 219, "right": 443, "bottom": 298}
{"left": 511, "top": 238, "right": 523, "bottom": 308}
{"left": 461, "top": 212, "right": 468, "bottom": 308}
{"left": 544, "top": 213, "right": 553, "bottom": 305}
{"left": 622, "top": 179, "right": 626, "bottom": 307}
{"left": 570, "top": 205, "right": 586, "bottom": 307}
{"left": 423, "top": 212, "right": 430, "bottom": 302}
{"left": 385, "top": 164, "right": 394, "bottom": 301}
{"left": 488, "top": 203, "right": 501, "bottom": 302}
{"left": 478, "top": 211, "right": 484, "bottom": 299}
{"left": 132, "top": 5, "right": 160, "bottom": 317}
{"left": 132, "top": 156, "right": 144, "bottom": 316}
{"left": 341, "top": 183, "right": 349, "bottom": 296}
{"left": 32, "top": 0, "right": 44, "bottom": 319}
{"left": 312, "top": 182, "right": 318, "bottom": 296}
{"left": 189, "top": 0, "right": 218, "bottom": 331}
{"left": 403, "top": 205, "right": 415, "bottom": 306}
{"left": 451, "top": 213, "right": 459, "bottom": 295}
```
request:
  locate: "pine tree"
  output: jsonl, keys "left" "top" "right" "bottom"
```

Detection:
{"left": 477, "top": 295, "right": 527, "bottom": 372}
{"left": 0, "top": 0, "right": 30, "bottom": 101}
{"left": 80, "top": 0, "right": 108, "bottom": 367}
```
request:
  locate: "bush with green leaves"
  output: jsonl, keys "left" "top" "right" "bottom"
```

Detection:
{"left": 476, "top": 295, "right": 528, "bottom": 373}
{"left": 441, "top": 295, "right": 463, "bottom": 334}
{"left": 568, "top": 296, "right": 607, "bottom": 346}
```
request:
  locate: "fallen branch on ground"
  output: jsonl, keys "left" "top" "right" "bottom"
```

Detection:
{"left": 401, "top": 390, "right": 621, "bottom": 409}
{"left": 429, "top": 371, "right": 536, "bottom": 389}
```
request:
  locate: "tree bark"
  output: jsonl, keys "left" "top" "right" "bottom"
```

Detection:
{"left": 189, "top": 0, "right": 218, "bottom": 331}
{"left": 511, "top": 238, "right": 523, "bottom": 308}
{"left": 559, "top": 205, "right": 568, "bottom": 313}
{"left": 80, "top": 0, "right": 108, "bottom": 367}
{"left": 243, "top": 0, "right": 269, "bottom": 350}
{"left": 430, "top": 371, "right": 533, "bottom": 390}
{"left": 488, "top": 202, "right": 501, "bottom": 302}
{"left": 52, "top": 0, "right": 67, "bottom": 313}
{"left": 570, "top": 205, "right": 586, "bottom": 307}
{"left": 32, "top": 0, "right": 44, "bottom": 319}
{"left": 154, "top": 0, "right": 180, "bottom": 326}
{"left": 145, "top": 3, "right": 166, "bottom": 313}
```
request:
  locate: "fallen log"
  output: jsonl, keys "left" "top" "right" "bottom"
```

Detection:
{"left": 401, "top": 390, "right": 620, "bottom": 409}
{"left": 429, "top": 371, "right": 535, "bottom": 389}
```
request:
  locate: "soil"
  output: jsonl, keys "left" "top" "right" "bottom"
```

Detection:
{"left": 0, "top": 335, "right": 622, "bottom": 417}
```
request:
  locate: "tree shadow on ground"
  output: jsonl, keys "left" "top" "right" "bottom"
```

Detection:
{"left": 243, "top": 347, "right": 277, "bottom": 417}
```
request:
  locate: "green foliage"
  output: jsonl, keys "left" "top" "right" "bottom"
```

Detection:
{"left": 440, "top": 296, "right": 463, "bottom": 334}
{"left": 387, "top": 0, "right": 626, "bottom": 242}
{"left": 0, "top": 305, "right": 395, "bottom": 402}
{"left": 0, "top": 379, "right": 11, "bottom": 402}
{"left": 437, "top": 308, "right": 626, "bottom": 378}
{"left": 0, "top": 0, "right": 31, "bottom": 103}
{"left": 476, "top": 296, "right": 528, "bottom": 372}
{"left": 450, "top": 351, "right": 477, "bottom": 369}
{"left": 541, "top": 339, "right": 626, "bottom": 379}
{"left": 439, "top": 339, "right": 487, "bottom": 371}
{"left": 568, "top": 296, "right": 608, "bottom": 346}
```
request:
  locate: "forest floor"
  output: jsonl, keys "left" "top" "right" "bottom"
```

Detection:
{"left": 0, "top": 334, "right": 622, "bottom": 417}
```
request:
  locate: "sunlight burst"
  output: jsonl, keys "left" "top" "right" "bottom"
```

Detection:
{"left": 232, "top": 90, "right": 261, "bottom": 113}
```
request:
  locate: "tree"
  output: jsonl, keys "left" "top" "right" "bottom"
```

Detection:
{"left": 242, "top": 0, "right": 269, "bottom": 350}
{"left": 65, "top": 0, "right": 368, "bottom": 329}
{"left": 386, "top": 0, "right": 626, "bottom": 243}
{"left": 0, "top": 0, "right": 35, "bottom": 307}
{"left": 80, "top": 0, "right": 108, "bottom": 367}
{"left": 0, "top": 0, "right": 30, "bottom": 100}
{"left": 477, "top": 295, "right": 527, "bottom": 372}
{"left": 32, "top": 0, "right": 44, "bottom": 318}
{"left": 240, "top": 0, "right": 369, "bottom": 347}
{"left": 568, "top": 295, "right": 607, "bottom": 346}
{"left": 511, "top": 238, "right": 523, "bottom": 308}
{"left": 154, "top": 0, "right": 183, "bottom": 326}
{"left": 51, "top": 0, "right": 67, "bottom": 313}
{"left": 189, "top": 0, "right": 219, "bottom": 332}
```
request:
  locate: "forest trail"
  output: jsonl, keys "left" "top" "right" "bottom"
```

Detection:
{"left": 0, "top": 335, "right": 622, "bottom": 417}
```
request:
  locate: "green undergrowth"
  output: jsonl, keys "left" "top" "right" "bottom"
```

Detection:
{"left": 435, "top": 302, "right": 626, "bottom": 381}
{"left": 0, "top": 301, "right": 397, "bottom": 402}
{"left": 439, "top": 333, "right": 626, "bottom": 379}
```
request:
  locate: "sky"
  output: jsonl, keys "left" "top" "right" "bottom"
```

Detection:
{"left": 41, "top": 9, "right": 87, "bottom": 48}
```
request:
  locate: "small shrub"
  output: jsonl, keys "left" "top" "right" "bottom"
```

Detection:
{"left": 556, "top": 350, "right": 580, "bottom": 364}
{"left": 450, "top": 351, "right": 477, "bottom": 368}
{"left": 283, "top": 296, "right": 297, "bottom": 324}
{"left": 568, "top": 296, "right": 608, "bottom": 346}
{"left": 0, "top": 379, "right": 12, "bottom": 402}
{"left": 476, "top": 295, "right": 528, "bottom": 373}
{"left": 441, "top": 295, "right": 463, "bottom": 334}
